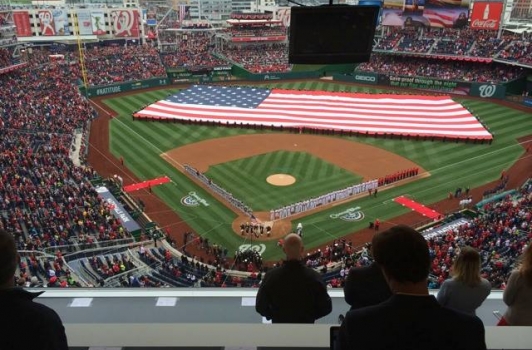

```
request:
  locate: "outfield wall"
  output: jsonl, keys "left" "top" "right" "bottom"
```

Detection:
{"left": 80, "top": 78, "right": 169, "bottom": 97}
{"left": 332, "top": 72, "right": 528, "bottom": 99}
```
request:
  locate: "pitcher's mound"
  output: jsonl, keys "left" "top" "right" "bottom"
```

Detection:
{"left": 267, "top": 174, "right": 296, "bottom": 186}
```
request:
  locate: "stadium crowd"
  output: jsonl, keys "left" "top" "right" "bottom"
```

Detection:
{"left": 357, "top": 54, "right": 525, "bottom": 83}
{"left": 220, "top": 43, "right": 290, "bottom": 73}
{"left": 498, "top": 39, "right": 532, "bottom": 66}
{"left": 0, "top": 52, "right": 132, "bottom": 288}
{"left": 160, "top": 31, "right": 227, "bottom": 69}
{"left": 0, "top": 46, "right": 14, "bottom": 69}
{"left": 374, "top": 27, "right": 531, "bottom": 65}
{"left": 0, "top": 17, "right": 530, "bottom": 292}
{"left": 317, "top": 181, "right": 532, "bottom": 290}
{"left": 82, "top": 45, "right": 166, "bottom": 86}
{"left": 229, "top": 26, "right": 286, "bottom": 38}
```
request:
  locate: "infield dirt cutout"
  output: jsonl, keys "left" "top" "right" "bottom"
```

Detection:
{"left": 267, "top": 174, "right": 296, "bottom": 186}
{"left": 161, "top": 134, "right": 426, "bottom": 241}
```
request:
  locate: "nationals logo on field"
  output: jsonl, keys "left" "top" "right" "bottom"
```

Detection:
{"left": 470, "top": 1, "right": 503, "bottom": 30}
{"left": 238, "top": 244, "right": 267, "bottom": 255}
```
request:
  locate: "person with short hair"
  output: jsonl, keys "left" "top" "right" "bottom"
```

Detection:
{"left": 255, "top": 233, "right": 332, "bottom": 323}
{"left": 0, "top": 229, "right": 68, "bottom": 350}
{"left": 502, "top": 245, "right": 532, "bottom": 326}
{"left": 343, "top": 242, "right": 392, "bottom": 311}
{"left": 437, "top": 246, "right": 491, "bottom": 316}
{"left": 339, "top": 225, "right": 486, "bottom": 350}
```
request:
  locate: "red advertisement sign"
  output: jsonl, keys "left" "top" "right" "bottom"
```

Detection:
{"left": 470, "top": 1, "right": 503, "bottom": 30}
{"left": 231, "top": 36, "right": 286, "bottom": 42}
{"left": 38, "top": 10, "right": 56, "bottom": 36}
{"left": 111, "top": 10, "right": 140, "bottom": 37}
{"left": 13, "top": 11, "right": 32, "bottom": 37}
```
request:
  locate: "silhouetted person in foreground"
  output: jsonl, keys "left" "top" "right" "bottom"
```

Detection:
{"left": 343, "top": 242, "right": 392, "bottom": 311}
{"left": 256, "top": 233, "right": 332, "bottom": 323}
{"left": 0, "top": 229, "right": 68, "bottom": 350}
{"left": 339, "top": 225, "right": 486, "bottom": 350}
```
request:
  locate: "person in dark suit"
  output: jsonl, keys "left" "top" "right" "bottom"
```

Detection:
{"left": 339, "top": 225, "right": 486, "bottom": 350}
{"left": 0, "top": 229, "right": 68, "bottom": 350}
{"left": 256, "top": 233, "right": 332, "bottom": 323}
{"left": 343, "top": 243, "right": 392, "bottom": 310}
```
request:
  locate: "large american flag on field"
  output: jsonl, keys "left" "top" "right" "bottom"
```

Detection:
{"left": 134, "top": 85, "right": 492, "bottom": 139}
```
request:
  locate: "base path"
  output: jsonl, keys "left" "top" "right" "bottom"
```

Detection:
{"left": 164, "top": 134, "right": 422, "bottom": 182}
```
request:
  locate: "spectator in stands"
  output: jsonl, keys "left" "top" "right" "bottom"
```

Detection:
{"left": 436, "top": 246, "right": 491, "bottom": 316}
{"left": 255, "top": 233, "right": 332, "bottom": 323}
{"left": 357, "top": 54, "right": 524, "bottom": 83}
{"left": 502, "top": 245, "right": 532, "bottom": 326}
{"left": 0, "top": 229, "right": 68, "bottom": 350}
{"left": 343, "top": 242, "right": 391, "bottom": 310}
{"left": 339, "top": 225, "right": 486, "bottom": 350}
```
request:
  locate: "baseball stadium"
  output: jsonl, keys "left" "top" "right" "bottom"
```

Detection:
{"left": 1, "top": 0, "right": 532, "bottom": 347}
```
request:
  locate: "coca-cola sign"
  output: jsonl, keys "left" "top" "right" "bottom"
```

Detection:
{"left": 470, "top": 1, "right": 503, "bottom": 30}
{"left": 471, "top": 19, "right": 498, "bottom": 29}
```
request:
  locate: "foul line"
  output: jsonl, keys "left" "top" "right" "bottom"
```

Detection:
{"left": 112, "top": 117, "right": 185, "bottom": 170}
{"left": 427, "top": 139, "right": 531, "bottom": 176}
{"left": 310, "top": 222, "right": 338, "bottom": 241}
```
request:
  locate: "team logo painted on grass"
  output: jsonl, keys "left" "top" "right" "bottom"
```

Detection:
{"left": 238, "top": 244, "right": 266, "bottom": 255}
{"left": 330, "top": 206, "right": 364, "bottom": 222}
{"left": 181, "top": 191, "right": 209, "bottom": 207}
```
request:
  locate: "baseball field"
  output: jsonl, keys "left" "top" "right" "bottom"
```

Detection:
{"left": 97, "top": 80, "right": 532, "bottom": 261}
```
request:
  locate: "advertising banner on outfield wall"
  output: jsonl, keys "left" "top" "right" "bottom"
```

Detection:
{"left": 470, "top": 1, "right": 503, "bottom": 30}
{"left": 76, "top": 10, "right": 93, "bottom": 35}
{"left": 382, "top": 0, "right": 470, "bottom": 28}
{"left": 81, "top": 77, "right": 168, "bottom": 97}
{"left": 523, "top": 97, "right": 532, "bottom": 108}
{"left": 13, "top": 11, "right": 32, "bottom": 37}
{"left": 352, "top": 72, "right": 379, "bottom": 84}
{"left": 378, "top": 75, "right": 471, "bottom": 94}
{"left": 38, "top": 10, "right": 56, "bottom": 36}
{"left": 469, "top": 83, "right": 506, "bottom": 99}
{"left": 112, "top": 10, "right": 140, "bottom": 37}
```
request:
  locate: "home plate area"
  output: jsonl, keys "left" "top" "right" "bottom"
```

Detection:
{"left": 394, "top": 196, "right": 442, "bottom": 220}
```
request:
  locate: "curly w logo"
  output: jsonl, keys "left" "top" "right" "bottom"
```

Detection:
{"left": 112, "top": 10, "right": 139, "bottom": 37}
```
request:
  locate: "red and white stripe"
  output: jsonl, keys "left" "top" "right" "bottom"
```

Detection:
{"left": 134, "top": 90, "right": 492, "bottom": 139}
{"left": 423, "top": 9, "right": 456, "bottom": 27}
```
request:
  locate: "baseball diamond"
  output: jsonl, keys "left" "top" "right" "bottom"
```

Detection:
{"left": 91, "top": 80, "right": 532, "bottom": 261}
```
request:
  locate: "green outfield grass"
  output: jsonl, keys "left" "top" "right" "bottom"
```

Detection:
{"left": 104, "top": 81, "right": 532, "bottom": 260}
{"left": 205, "top": 151, "right": 363, "bottom": 211}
